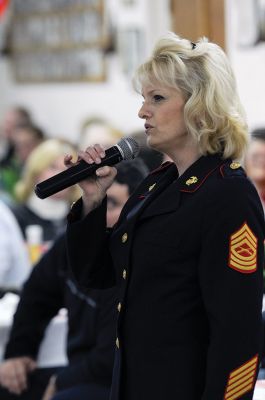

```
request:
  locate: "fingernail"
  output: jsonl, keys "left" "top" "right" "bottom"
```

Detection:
{"left": 96, "top": 169, "right": 101, "bottom": 176}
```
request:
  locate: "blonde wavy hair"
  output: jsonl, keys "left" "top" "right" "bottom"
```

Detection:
{"left": 133, "top": 32, "right": 248, "bottom": 160}
{"left": 15, "top": 138, "right": 81, "bottom": 202}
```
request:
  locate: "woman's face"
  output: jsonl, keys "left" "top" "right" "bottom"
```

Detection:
{"left": 138, "top": 82, "right": 188, "bottom": 156}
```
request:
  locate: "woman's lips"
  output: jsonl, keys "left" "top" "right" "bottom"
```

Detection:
{"left": 144, "top": 123, "right": 154, "bottom": 133}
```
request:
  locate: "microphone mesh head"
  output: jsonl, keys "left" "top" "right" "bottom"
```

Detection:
{"left": 117, "top": 137, "right": 140, "bottom": 160}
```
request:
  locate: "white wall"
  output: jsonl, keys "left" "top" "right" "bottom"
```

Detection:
{"left": 0, "top": 0, "right": 170, "bottom": 143}
{"left": 225, "top": 0, "right": 265, "bottom": 132}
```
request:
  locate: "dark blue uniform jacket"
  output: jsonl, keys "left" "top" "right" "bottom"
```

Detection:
{"left": 67, "top": 154, "right": 265, "bottom": 400}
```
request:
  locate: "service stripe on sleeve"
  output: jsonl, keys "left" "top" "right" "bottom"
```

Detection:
{"left": 224, "top": 355, "right": 258, "bottom": 399}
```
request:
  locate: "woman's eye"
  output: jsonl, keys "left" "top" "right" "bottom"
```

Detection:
{"left": 153, "top": 94, "right": 164, "bottom": 102}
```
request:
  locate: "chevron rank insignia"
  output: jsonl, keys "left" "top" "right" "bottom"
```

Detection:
{"left": 228, "top": 223, "right": 257, "bottom": 274}
{"left": 224, "top": 355, "right": 258, "bottom": 399}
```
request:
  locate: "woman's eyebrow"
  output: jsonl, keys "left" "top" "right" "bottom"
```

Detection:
{"left": 141, "top": 89, "right": 159, "bottom": 98}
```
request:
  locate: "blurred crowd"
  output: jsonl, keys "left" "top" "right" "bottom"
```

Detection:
{"left": 0, "top": 104, "right": 162, "bottom": 399}
{"left": 0, "top": 105, "right": 163, "bottom": 292}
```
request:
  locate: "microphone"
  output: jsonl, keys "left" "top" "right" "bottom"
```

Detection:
{"left": 35, "top": 137, "right": 140, "bottom": 199}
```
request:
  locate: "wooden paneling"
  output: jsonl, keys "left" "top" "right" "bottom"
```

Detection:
{"left": 171, "top": 0, "right": 225, "bottom": 49}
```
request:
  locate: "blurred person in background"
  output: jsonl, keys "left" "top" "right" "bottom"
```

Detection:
{"left": 0, "top": 124, "right": 45, "bottom": 202}
{"left": 0, "top": 106, "right": 32, "bottom": 165}
{"left": 9, "top": 138, "right": 81, "bottom": 260}
{"left": 244, "top": 127, "right": 265, "bottom": 377}
{"left": 0, "top": 158, "right": 149, "bottom": 400}
{"left": 0, "top": 199, "right": 30, "bottom": 293}
{"left": 244, "top": 128, "right": 265, "bottom": 213}
{"left": 0, "top": 106, "right": 32, "bottom": 203}
{"left": 78, "top": 116, "right": 123, "bottom": 150}
{"left": 79, "top": 116, "right": 164, "bottom": 172}
{"left": 12, "top": 124, "right": 46, "bottom": 171}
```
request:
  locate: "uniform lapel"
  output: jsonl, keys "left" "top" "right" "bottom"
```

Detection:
{"left": 115, "top": 154, "right": 226, "bottom": 227}
{"left": 117, "top": 162, "right": 179, "bottom": 225}
{"left": 140, "top": 154, "right": 225, "bottom": 220}
{"left": 138, "top": 176, "right": 181, "bottom": 219}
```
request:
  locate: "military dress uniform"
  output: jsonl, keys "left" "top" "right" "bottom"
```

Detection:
{"left": 67, "top": 154, "right": 265, "bottom": 400}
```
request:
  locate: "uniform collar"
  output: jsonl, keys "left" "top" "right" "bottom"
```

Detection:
{"left": 113, "top": 154, "right": 228, "bottom": 225}
{"left": 177, "top": 154, "right": 226, "bottom": 193}
{"left": 149, "top": 154, "right": 226, "bottom": 193}
{"left": 130, "top": 154, "right": 227, "bottom": 220}
{"left": 149, "top": 161, "right": 175, "bottom": 176}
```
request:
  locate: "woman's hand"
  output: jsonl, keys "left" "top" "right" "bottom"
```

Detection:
{"left": 64, "top": 144, "right": 117, "bottom": 214}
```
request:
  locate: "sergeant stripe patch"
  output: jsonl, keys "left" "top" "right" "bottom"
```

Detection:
{"left": 228, "top": 223, "right": 257, "bottom": 273}
{"left": 224, "top": 355, "right": 258, "bottom": 400}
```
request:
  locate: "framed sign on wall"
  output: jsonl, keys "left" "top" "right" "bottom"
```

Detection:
{"left": 10, "top": 0, "right": 109, "bottom": 83}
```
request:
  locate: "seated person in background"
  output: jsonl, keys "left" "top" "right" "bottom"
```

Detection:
{"left": 0, "top": 200, "right": 30, "bottom": 293}
{"left": 78, "top": 116, "right": 123, "bottom": 150}
{"left": 0, "top": 124, "right": 45, "bottom": 202}
{"left": 0, "top": 158, "right": 149, "bottom": 400}
{"left": 0, "top": 107, "right": 33, "bottom": 201}
{"left": 12, "top": 124, "right": 45, "bottom": 175}
{"left": 9, "top": 138, "right": 81, "bottom": 260}
{"left": 0, "top": 106, "right": 32, "bottom": 165}
{"left": 244, "top": 128, "right": 265, "bottom": 213}
{"left": 12, "top": 125, "right": 45, "bottom": 165}
{"left": 78, "top": 116, "right": 162, "bottom": 172}
{"left": 244, "top": 128, "right": 265, "bottom": 375}
{"left": 244, "top": 131, "right": 265, "bottom": 289}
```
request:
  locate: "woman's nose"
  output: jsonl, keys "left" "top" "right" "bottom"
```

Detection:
{"left": 138, "top": 103, "right": 150, "bottom": 119}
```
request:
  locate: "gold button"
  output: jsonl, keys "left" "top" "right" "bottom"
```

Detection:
{"left": 122, "top": 269, "right": 127, "bottom": 280}
{"left": 116, "top": 337, "right": 120, "bottom": 348}
{"left": 230, "top": 162, "right": 241, "bottom": 169}
{"left": 117, "top": 302, "right": 122, "bottom": 312}
{"left": 122, "top": 233, "right": 128, "bottom": 243}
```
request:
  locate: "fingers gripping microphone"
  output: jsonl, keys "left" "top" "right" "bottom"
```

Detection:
{"left": 35, "top": 137, "right": 140, "bottom": 199}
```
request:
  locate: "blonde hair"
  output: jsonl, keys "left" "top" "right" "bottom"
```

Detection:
{"left": 15, "top": 138, "right": 81, "bottom": 202}
{"left": 133, "top": 32, "right": 248, "bottom": 160}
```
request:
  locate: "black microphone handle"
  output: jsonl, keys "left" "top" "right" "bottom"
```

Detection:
{"left": 35, "top": 146, "right": 123, "bottom": 199}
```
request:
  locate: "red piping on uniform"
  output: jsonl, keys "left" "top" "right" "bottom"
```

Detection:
{"left": 180, "top": 163, "right": 226, "bottom": 193}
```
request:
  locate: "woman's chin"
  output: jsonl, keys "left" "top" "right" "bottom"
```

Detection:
{"left": 146, "top": 136, "right": 158, "bottom": 151}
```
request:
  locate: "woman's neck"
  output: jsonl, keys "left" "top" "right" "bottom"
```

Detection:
{"left": 167, "top": 145, "right": 202, "bottom": 177}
